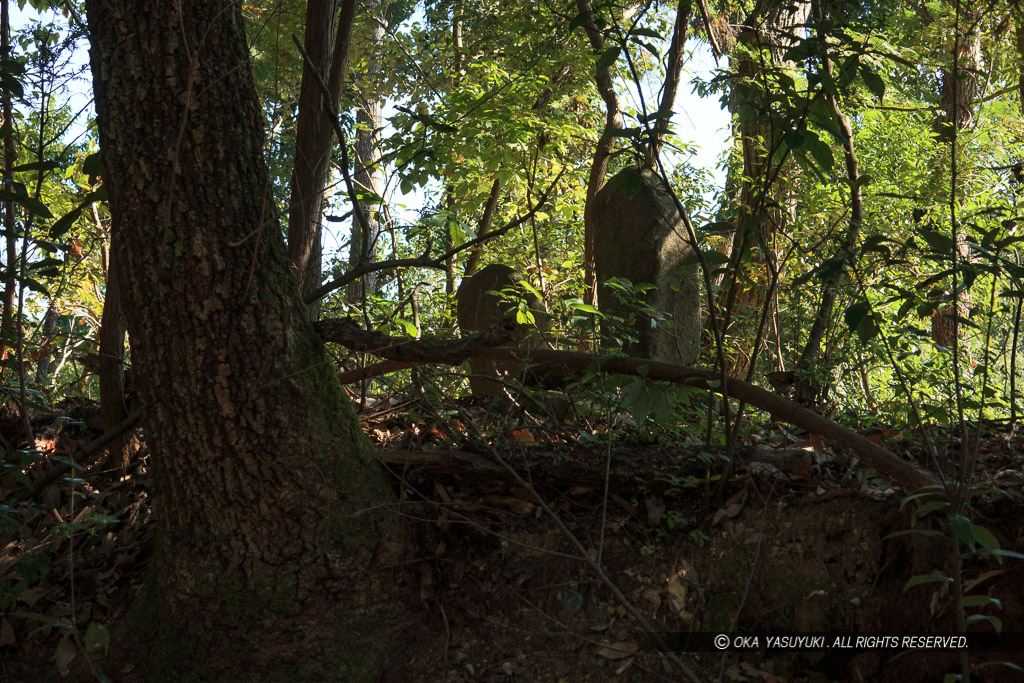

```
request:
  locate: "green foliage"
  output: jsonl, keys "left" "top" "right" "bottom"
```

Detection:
{"left": 894, "top": 491, "right": 1024, "bottom": 677}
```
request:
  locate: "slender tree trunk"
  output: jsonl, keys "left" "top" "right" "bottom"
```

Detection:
{"left": 1015, "top": 0, "right": 1024, "bottom": 108}
{"left": 98, "top": 244, "right": 137, "bottom": 470}
{"left": 930, "top": 13, "right": 980, "bottom": 347}
{"left": 443, "top": 1, "right": 465, "bottom": 300}
{"left": 463, "top": 177, "right": 501, "bottom": 278}
{"left": 576, "top": 0, "right": 623, "bottom": 308}
{"left": 287, "top": 0, "right": 356, "bottom": 318}
{"left": 86, "top": 2, "right": 401, "bottom": 679}
{"left": 645, "top": 0, "right": 690, "bottom": 167}
{"left": 794, "top": 1, "right": 864, "bottom": 402}
{"left": 347, "top": 1, "right": 386, "bottom": 303}
{"left": 0, "top": 0, "right": 15, "bottom": 365}
{"left": 33, "top": 304, "right": 56, "bottom": 385}
{"left": 716, "top": 0, "right": 808, "bottom": 379}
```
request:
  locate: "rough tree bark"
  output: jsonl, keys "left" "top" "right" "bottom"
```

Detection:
{"left": 85, "top": 1, "right": 401, "bottom": 680}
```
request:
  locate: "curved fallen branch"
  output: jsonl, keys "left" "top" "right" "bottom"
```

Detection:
{"left": 317, "top": 321, "right": 941, "bottom": 493}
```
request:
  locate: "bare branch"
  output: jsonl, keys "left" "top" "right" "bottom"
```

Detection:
{"left": 303, "top": 169, "right": 564, "bottom": 304}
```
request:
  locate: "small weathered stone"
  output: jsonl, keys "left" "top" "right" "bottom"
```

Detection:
{"left": 456, "top": 264, "right": 547, "bottom": 397}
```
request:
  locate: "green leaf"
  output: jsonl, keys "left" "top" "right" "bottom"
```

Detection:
{"left": 818, "top": 68, "right": 839, "bottom": 98}
{"left": 55, "top": 636, "right": 76, "bottom": 675}
{"left": 857, "top": 314, "right": 879, "bottom": 342}
{"left": 784, "top": 130, "right": 806, "bottom": 150}
{"left": 82, "top": 151, "right": 103, "bottom": 180}
{"left": 396, "top": 318, "right": 418, "bottom": 337}
{"left": 899, "top": 487, "right": 951, "bottom": 509}
{"left": 817, "top": 256, "right": 846, "bottom": 281}
{"left": 20, "top": 195, "right": 53, "bottom": 218}
{"left": 949, "top": 514, "right": 975, "bottom": 548}
{"left": 808, "top": 136, "right": 834, "bottom": 171}
{"left": 518, "top": 280, "right": 542, "bottom": 300}
{"left": 22, "top": 277, "right": 48, "bottom": 295}
{"left": 566, "top": 301, "right": 602, "bottom": 315}
{"left": 0, "top": 58, "right": 25, "bottom": 76}
{"left": 50, "top": 208, "right": 81, "bottom": 238}
{"left": 960, "top": 595, "right": 1001, "bottom": 609}
{"left": 630, "top": 27, "right": 662, "bottom": 40}
{"left": 861, "top": 234, "right": 891, "bottom": 255}
{"left": 0, "top": 188, "right": 53, "bottom": 218}
{"left": 634, "top": 40, "right": 659, "bottom": 57}
{"left": 911, "top": 500, "right": 950, "bottom": 525}
{"left": 12, "top": 160, "right": 59, "bottom": 173}
{"left": 903, "top": 573, "right": 952, "bottom": 590}
{"left": 81, "top": 186, "right": 108, "bottom": 204}
{"left": 85, "top": 622, "right": 110, "bottom": 654}
{"left": 921, "top": 228, "right": 954, "bottom": 255}
{"left": 844, "top": 300, "right": 870, "bottom": 332}
{"left": 606, "top": 127, "right": 641, "bottom": 138}
{"left": 971, "top": 524, "right": 1000, "bottom": 553}
{"left": 8, "top": 611, "right": 66, "bottom": 626}
{"left": 638, "top": 107, "right": 674, "bottom": 124}
{"left": 883, "top": 528, "right": 946, "bottom": 541}
{"left": 852, "top": 174, "right": 872, "bottom": 189}
{"left": 977, "top": 549, "right": 1024, "bottom": 562}
{"left": 448, "top": 220, "right": 466, "bottom": 248}
{"left": 515, "top": 307, "right": 536, "bottom": 325}
{"left": 567, "top": 11, "right": 592, "bottom": 31}
{"left": 0, "top": 75, "right": 22, "bottom": 99}
{"left": 595, "top": 46, "right": 620, "bottom": 72}
{"left": 705, "top": 251, "right": 731, "bottom": 264}
{"left": 965, "top": 614, "right": 1002, "bottom": 631}
{"left": 423, "top": 212, "right": 448, "bottom": 228}
{"left": 860, "top": 64, "right": 886, "bottom": 100}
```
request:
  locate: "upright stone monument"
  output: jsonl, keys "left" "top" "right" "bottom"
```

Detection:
{"left": 456, "top": 264, "right": 545, "bottom": 397}
{"left": 593, "top": 167, "right": 701, "bottom": 365}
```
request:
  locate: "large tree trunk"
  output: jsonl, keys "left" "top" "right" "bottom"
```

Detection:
{"left": 85, "top": 2, "right": 401, "bottom": 679}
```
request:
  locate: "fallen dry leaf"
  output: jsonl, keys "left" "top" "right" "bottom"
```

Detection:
{"left": 597, "top": 641, "right": 638, "bottom": 660}
{"left": 507, "top": 429, "right": 535, "bottom": 442}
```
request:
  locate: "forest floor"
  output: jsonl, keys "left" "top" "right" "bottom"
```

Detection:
{"left": 2, "top": 392, "right": 1024, "bottom": 682}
